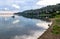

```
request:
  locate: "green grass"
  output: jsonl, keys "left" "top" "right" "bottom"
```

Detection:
{"left": 55, "top": 15, "right": 60, "bottom": 18}
{"left": 56, "top": 19, "right": 60, "bottom": 25}
{"left": 52, "top": 19, "right": 60, "bottom": 34}
{"left": 52, "top": 14, "right": 60, "bottom": 34}
{"left": 56, "top": 19, "right": 60, "bottom": 22}
{"left": 52, "top": 25, "right": 60, "bottom": 34}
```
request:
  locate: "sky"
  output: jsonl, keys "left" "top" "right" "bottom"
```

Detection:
{"left": 0, "top": 0, "right": 60, "bottom": 12}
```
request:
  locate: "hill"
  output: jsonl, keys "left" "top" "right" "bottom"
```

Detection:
{"left": 14, "top": 3, "right": 60, "bottom": 21}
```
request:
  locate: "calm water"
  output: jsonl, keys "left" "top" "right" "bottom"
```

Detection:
{"left": 0, "top": 16, "right": 48, "bottom": 39}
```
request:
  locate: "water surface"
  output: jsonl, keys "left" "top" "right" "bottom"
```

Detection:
{"left": 0, "top": 16, "right": 49, "bottom": 39}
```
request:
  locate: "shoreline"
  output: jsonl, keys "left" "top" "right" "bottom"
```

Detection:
{"left": 37, "top": 21, "right": 53, "bottom": 39}
{"left": 38, "top": 18, "right": 60, "bottom": 39}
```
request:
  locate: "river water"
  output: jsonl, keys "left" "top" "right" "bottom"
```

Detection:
{"left": 0, "top": 15, "right": 51, "bottom": 39}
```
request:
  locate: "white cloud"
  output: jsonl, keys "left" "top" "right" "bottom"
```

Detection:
{"left": 36, "top": 0, "right": 60, "bottom": 6}
{"left": 4, "top": 8, "right": 9, "bottom": 10}
{"left": 12, "top": 4, "right": 20, "bottom": 9}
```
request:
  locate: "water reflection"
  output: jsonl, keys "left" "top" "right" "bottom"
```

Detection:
{"left": 0, "top": 16, "right": 48, "bottom": 39}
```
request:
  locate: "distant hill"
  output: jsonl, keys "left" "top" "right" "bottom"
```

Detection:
{"left": 15, "top": 3, "right": 60, "bottom": 20}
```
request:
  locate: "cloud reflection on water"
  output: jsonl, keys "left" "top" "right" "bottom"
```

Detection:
{"left": 0, "top": 16, "right": 49, "bottom": 39}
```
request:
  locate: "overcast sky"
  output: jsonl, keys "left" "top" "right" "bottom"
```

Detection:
{"left": 0, "top": 0, "right": 60, "bottom": 12}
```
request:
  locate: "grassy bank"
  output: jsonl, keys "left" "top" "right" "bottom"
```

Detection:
{"left": 52, "top": 18, "right": 60, "bottom": 34}
{"left": 38, "top": 14, "right": 60, "bottom": 39}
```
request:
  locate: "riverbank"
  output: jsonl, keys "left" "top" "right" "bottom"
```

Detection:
{"left": 38, "top": 15, "right": 60, "bottom": 39}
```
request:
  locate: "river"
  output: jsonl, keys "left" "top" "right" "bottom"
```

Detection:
{"left": 0, "top": 15, "right": 52, "bottom": 39}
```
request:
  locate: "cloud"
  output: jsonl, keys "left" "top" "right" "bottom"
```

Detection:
{"left": 12, "top": 4, "right": 20, "bottom": 9}
{"left": 4, "top": 8, "right": 9, "bottom": 10}
{"left": 36, "top": 0, "right": 60, "bottom": 6}
{"left": 0, "top": 0, "right": 40, "bottom": 11}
